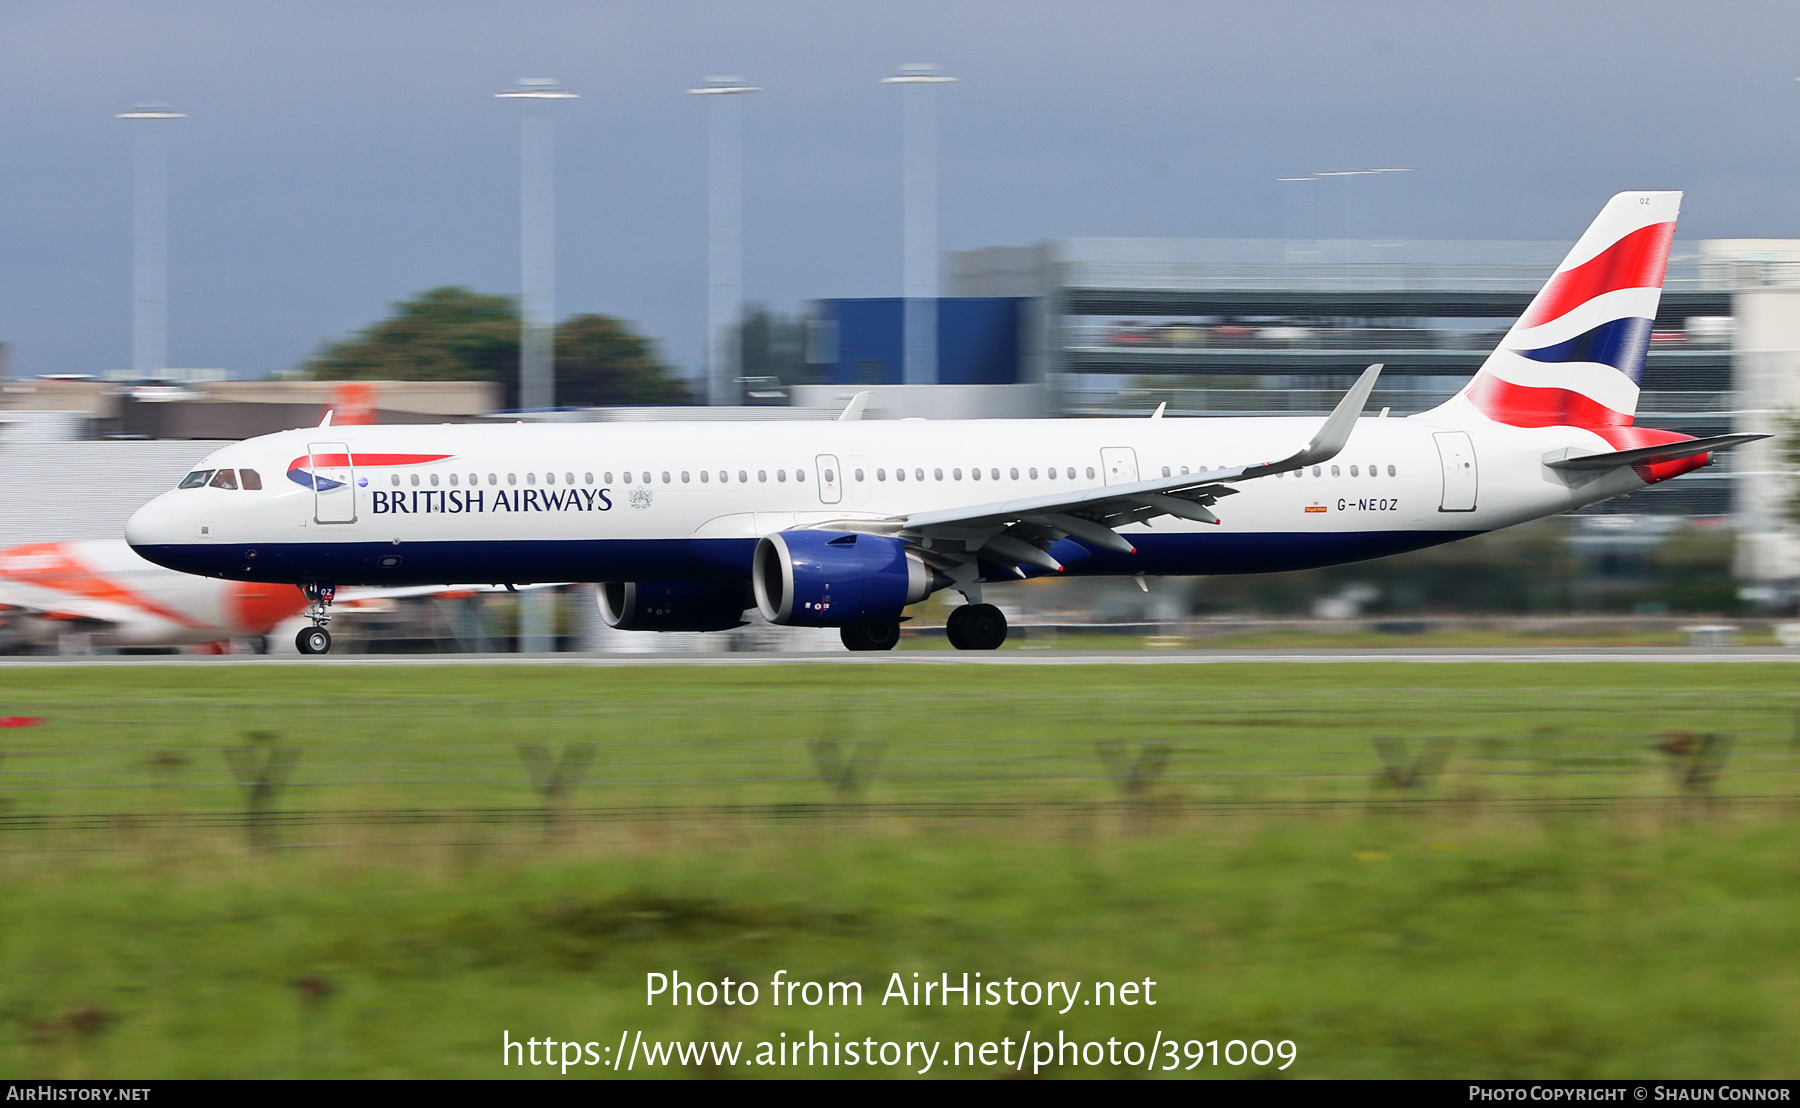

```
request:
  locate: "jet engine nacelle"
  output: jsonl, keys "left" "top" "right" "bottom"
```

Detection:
{"left": 598, "top": 581, "right": 753, "bottom": 632}
{"left": 753, "top": 530, "right": 936, "bottom": 627}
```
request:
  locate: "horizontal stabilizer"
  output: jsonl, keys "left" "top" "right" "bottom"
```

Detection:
{"left": 1545, "top": 433, "right": 1768, "bottom": 471}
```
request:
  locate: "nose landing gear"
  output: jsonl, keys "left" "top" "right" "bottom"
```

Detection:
{"left": 296, "top": 582, "right": 336, "bottom": 655}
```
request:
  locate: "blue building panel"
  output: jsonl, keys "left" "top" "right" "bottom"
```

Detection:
{"left": 818, "top": 298, "right": 1024, "bottom": 386}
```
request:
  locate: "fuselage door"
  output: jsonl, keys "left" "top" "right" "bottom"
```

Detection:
{"left": 1433, "top": 431, "right": 1478, "bottom": 512}
{"left": 1100, "top": 447, "right": 1139, "bottom": 485}
{"left": 815, "top": 454, "right": 843, "bottom": 504}
{"left": 308, "top": 441, "right": 357, "bottom": 524}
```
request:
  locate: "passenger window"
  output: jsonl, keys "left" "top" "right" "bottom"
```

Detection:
{"left": 1162, "top": 466, "right": 1171, "bottom": 477}
{"left": 448, "top": 473, "right": 459, "bottom": 486}
{"left": 391, "top": 474, "right": 401, "bottom": 487}
{"left": 852, "top": 469, "right": 862, "bottom": 482}
{"left": 1350, "top": 466, "right": 1359, "bottom": 477}
{"left": 991, "top": 468, "right": 1000, "bottom": 481}
{"left": 488, "top": 474, "right": 497, "bottom": 485}
{"left": 178, "top": 470, "right": 214, "bottom": 489}
{"left": 603, "top": 472, "right": 614, "bottom": 484}
{"left": 508, "top": 473, "right": 518, "bottom": 485}
{"left": 1368, "top": 463, "right": 1376, "bottom": 476}
{"left": 430, "top": 473, "right": 440, "bottom": 486}
{"left": 776, "top": 470, "right": 787, "bottom": 482}
{"left": 824, "top": 468, "right": 836, "bottom": 482}
{"left": 527, "top": 473, "right": 537, "bottom": 485}
{"left": 934, "top": 468, "right": 944, "bottom": 481}
{"left": 1312, "top": 466, "right": 1322, "bottom": 477}
{"left": 1086, "top": 467, "right": 1095, "bottom": 480}
{"left": 663, "top": 472, "right": 672, "bottom": 484}
{"left": 739, "top": 471, "right": 748, "bottom": 483}
{"left": 797, "top": 469, "right": 806, "bottom": 482}
{"left": 240, "top": 469, "right": 262, "bottom": 490}
{"left": 545, "top": 472, "right": 554, "bottom": 484}
{"left": 1180, "top": 466, "right": 1189, "bottom": 474}
{"left": 701, "top": 471, "right": 710, "bottom": 483}
{"left": 412, "top": 473, "right": 421, "bottom": 486}
{"left": 758, "top": 470, "right": 767, "bottom": 482}
{"left": 957, "top": 468, "right": 966, "bottom": 481}
{"left": 1047, "top": 467, "right": 1056, "bottom": 480}
{"left": 895, "top": 469, "right": 906, "bottom": 482}
{"left": 1331, "top": 465, "right": 1340, "bottom": 477}
{"left": 1067, "top": 467, "right": 1077, "bottom": 480}
{"left": 585, "top": 472, "right": 593, "bottom": 484}
{"left": 877, "top": 469, "right": 886, "bottom": 481}
{"left": 719, "top": 471, "right": 729, "bottom": 483}
{"left": 624, "top": 472, "right": 634, "bottom": 484}
{"left": 566, "top": 472, "right": 575, "bottom": 485}
{"left": 209, "top": 469, "right": 238, "bottom": 490}
{"left": 914, "top": 469, "right": 924, "bottom": 481}
{"left": 1029, "top": 468, "right": 1038, "bottom": 479}
{"left": 1010, "top": 468, "right": 1019, "bottom": 480}
{"left": 681, "top": 472, "right": 690, "bottom": 483}
{"left": 1388, "top": 465, "right": 1397, "bottom": 476}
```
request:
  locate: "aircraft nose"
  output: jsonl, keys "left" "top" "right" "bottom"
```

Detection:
{"left": 125, "top": 494, "right": 175, "bottom": 550}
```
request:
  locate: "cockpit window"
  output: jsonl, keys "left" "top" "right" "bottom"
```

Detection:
{"left": 208, "top": 469, "right": 239, "bottom": 490}
{"left": 178, "top": 470, "right": 215, "bottom": 489}
{"left": 240, "top": 469, "right": 262, "bottom": 490}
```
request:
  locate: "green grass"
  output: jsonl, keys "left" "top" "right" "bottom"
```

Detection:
{"left": 1, "top": 663, "right": 1798, "bottom": 1078}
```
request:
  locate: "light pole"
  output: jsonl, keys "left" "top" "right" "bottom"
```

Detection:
{"left": 882, "top": 63, "right": 956, "bottom": 387}
{"left": 687, "top": 77, "right": 760, "bottom": 406}
{"left": 1311, "top": 167, "right": 1414, "bottom": 253}
{"left": 115, "top": 104, "right": 185, "bottom": 378}
{"left": 496, "top": 78, "right": 578, "bottom": 413}
{"left": 496, "top": 78, "right": 576, "bottom": 655}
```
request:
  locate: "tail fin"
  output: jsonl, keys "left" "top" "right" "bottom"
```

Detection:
{"left": 1428, "top": 191, "right": 1681, "bottom": 430}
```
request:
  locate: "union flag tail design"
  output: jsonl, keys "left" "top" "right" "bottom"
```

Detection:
{"left": 1437, "top": 191, "right": 1680, "bottom": 434}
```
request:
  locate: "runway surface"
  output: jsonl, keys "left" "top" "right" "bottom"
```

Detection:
{"left": 3, "top": 648, "right": 1799, "bottom": 666}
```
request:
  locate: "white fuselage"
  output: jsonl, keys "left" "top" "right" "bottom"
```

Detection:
{"left": 123, "top": 412, "right": 1643, "bottom": 590}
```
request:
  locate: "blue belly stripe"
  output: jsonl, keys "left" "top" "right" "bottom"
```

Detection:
{"left": 133, "top": 529, "right": 1482, "bottom": 588}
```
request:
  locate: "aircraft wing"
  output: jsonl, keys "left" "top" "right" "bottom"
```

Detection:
{"left": 809, "top": 365, "right": 1383, "bottom": 574}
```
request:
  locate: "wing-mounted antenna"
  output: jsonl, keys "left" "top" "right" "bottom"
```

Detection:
{"left": 319, "top": 410, "right": 334, "bottom": 428}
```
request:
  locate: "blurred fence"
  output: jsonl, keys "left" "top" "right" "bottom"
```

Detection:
{"left": 0, "top": 689, "right": 1796, "bottom": 851}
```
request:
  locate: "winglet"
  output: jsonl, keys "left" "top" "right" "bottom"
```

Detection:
{"left": 1242, "top": 363, "right": 1381, "bottom": 477}
{"left": 320, "top": 409, "right": 334, "bottom": 428}
{"left": 837, "top": 391, "right": 871, "bottom": 421}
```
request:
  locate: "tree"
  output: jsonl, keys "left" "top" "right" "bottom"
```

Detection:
{"left": 304, "top": 287, "right": 691, "bottom": 409}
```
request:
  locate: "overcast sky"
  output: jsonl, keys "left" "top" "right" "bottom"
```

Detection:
{"left": 4, "top": 0, "right": 1800, "bottom": 383}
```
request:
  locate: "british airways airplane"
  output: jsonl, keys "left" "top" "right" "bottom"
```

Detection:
{"left": 125, "top": 192, "right": 1759, "bottom": 655}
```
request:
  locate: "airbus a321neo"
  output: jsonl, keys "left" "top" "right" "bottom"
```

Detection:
{"left": 126, "top": 192, "right": 1759, "bottom": 654}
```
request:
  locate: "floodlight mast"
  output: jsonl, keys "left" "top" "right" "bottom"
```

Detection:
{"left": 882, "top": 64, "right": 956, "bottom": 387}
{"left": 495, "top": 78, "right": 576, "bottom": 655}
{"left": 687, "top": 77, "right": 760, "bottom": 406}
{"left": 495, "top": 79, "right": 578, "bottom": 414}
{"left": 115, "top": 104, "right": 186, "bottom": 378}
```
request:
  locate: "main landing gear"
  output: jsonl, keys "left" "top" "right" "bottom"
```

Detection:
{"left": 296, "top": 582, "right": 336, "bottom": 655}
{"left": 840, "top": 622, "right": 902, "bottom": 652}
{"left": 945, "top": 603, "right": 1007, "bottom": 651}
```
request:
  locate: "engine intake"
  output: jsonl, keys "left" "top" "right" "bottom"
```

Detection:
{"left": 753, "top": 530, "right": 936, "bottom": 627}
{"left": 598, "top": 581, "right": 752, "bottom": 632}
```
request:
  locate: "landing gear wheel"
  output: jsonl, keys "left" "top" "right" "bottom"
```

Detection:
{"left": 296, "top": 627, "right": 332, "bottom": 655}
{"left": 840, "top": 622, "right": 901, "bottom": 652}
{"left": 945, "top": 606, "right": 971, "bottom": 650}
{"left": 947, "top": 603, "right": 1007, "bottom": 650}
